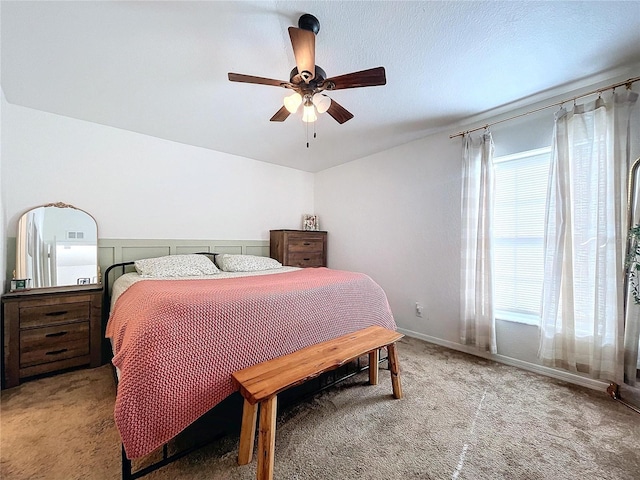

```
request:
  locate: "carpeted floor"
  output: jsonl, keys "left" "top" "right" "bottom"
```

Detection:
{"left": 1, "top": 336, "right": 639, "bottom": 480}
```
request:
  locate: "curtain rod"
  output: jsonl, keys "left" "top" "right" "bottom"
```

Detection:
{"left": 449, "top": 76, "right": 640, "bottom": 139}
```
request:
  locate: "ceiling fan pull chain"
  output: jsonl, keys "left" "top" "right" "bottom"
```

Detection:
{"left": 307, "top": 121, "right": 310, "bottom": 148}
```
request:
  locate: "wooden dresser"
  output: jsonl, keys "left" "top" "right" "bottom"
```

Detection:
{"left": 2, "top": 284, "right": 102, "bottom": 389}
{"left": 270, "top": 230, "right": 327, "bottom": 268}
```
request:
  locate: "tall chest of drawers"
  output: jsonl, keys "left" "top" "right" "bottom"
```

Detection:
{"left": 270, "top": 230, "right": 327, "bottom": 268}
{"left": 2, "top": 285, "right": 102, "bottom": 388}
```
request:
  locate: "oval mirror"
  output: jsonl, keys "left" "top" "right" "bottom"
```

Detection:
{"left": 15, "top": 203, "right": 99, "bottom": 288}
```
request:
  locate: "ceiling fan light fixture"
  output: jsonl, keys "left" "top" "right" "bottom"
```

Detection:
{"left": 312, "top": 93, "right": 331, "bottom": 114}
{"left": 284, "top": 92, "right": 302, "bottom": 113}
{"left": 302, "top": 104, "right": 317, "bottom": 123}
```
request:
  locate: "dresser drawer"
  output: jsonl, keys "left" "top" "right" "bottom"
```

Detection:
{"left": 287, "top": 236, "right": 325, "bottom": 253}
{"left": 19, "top": 302, "right": 90, "bottom": 329}
{"left": 20, "top": 322, "right": 90, "bottom": 368}
{"left": 287, "top": 252, "right": 325, "bottom": 268}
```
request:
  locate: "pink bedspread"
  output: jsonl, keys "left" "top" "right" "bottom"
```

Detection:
{"left": 106, "top": 267, "right": 396, "bottom": 459}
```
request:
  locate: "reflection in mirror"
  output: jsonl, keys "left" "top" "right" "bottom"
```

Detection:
{"left": 15, "top": 203, "right": 99, "bottom": 288}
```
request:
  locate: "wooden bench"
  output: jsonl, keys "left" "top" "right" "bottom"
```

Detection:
{"left": 231, "top": 325, "right": 404, "bottom": 480}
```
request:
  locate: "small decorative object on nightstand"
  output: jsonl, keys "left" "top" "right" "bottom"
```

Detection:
{"left": 2, "top": 284, "right": 103, "bottom": 389}
{"left": 270, "top": 229, "right": 327, "bottom": 268}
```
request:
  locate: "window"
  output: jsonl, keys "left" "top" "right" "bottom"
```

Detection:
{"left": 493, "top": 147, "right": 551, "bottom": 325}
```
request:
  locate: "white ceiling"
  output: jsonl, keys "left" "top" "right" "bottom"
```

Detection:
{"left": 2, "top": 1, "right": 640, "bottom": 172}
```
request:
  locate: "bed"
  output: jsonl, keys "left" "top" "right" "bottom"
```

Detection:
{"left": 104, "top": 253, "right": 397, "bottom": 463}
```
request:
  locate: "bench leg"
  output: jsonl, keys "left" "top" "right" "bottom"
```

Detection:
{"left": 257, "top": 395, "right": 277, "bottom": 480}
{"left": 368, "top": 349, "right": 379, "bottom": 385}
{"left": 387, "top": 343, "right": 403, "bottom": 399}
{"left": 238, "top": 398, "right": 258, "bottom": 465}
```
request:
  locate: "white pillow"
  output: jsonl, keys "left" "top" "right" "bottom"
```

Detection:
{"left": 134, "top": 254, "right": 220, "bottom": 277}
{"left": 216, "top": 254, "right": 282, "bottom": 272}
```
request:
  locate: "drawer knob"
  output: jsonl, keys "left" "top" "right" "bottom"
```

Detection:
{"left": 45, "top": 331, "right": 68, "bottom": 338}
{"left": 45, "top": 348, "right": 68, "bottom": 356}
{"left": 303, "top": 242, "right": 311, "bottom": 246}
{"left": 303, "top": 258, "right": 310, "bottom": 261}
{"left": 45, "top": 310, "right": 68, "bottom": 317}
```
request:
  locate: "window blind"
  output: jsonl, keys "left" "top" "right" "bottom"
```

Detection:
{"left": 493, "top": 147, "right": 551, "bottom": 324}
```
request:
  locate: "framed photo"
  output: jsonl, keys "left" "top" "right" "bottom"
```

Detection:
{"left": 77, "top": 278, "right": 91, "bottom": 285}
{"left": 10, "top": 278, "right": 31, "bottom": 291}
{"left": 302, "top": 214, "right": 319, "bottom": 231}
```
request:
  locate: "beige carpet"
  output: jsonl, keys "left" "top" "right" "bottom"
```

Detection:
{"left": 1, "top": 337, "right": 639, "bottom": 480}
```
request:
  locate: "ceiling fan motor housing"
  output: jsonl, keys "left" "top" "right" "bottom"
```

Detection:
{"left": 290, "top": 65, "right": 327, "bottom": 90}
{"left": 289, "top": 65, "right": 326, "bottom": 82}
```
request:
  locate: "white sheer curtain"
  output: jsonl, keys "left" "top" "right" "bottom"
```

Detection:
{"left": 460, "top": 132, "right": 497, "bottom": 354}
{"left": 539, "top": 91, "right": 638, "bottom": 382}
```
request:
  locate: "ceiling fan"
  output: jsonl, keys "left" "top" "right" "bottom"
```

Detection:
{"left": 228, "top": 13, "right": 386, "bottom": 125}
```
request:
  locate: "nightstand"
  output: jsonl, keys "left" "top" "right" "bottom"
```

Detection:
{"left": 2, "top": 284, "right": 103, "bottom": 388}
{"left": 270, "top": 230, "right": 327, "bottom": 267}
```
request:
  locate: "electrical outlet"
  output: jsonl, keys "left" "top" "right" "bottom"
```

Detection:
{"left": 415, "top": 302, "right": 423, "bottom": 318}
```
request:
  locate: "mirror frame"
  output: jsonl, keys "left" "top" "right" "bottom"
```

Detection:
{"left": 14, "top": 202, "right": 100, "bottom": 290}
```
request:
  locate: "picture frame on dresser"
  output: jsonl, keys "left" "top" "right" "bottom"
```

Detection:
{"left": 302, "top": 214, "right": 319, "bottom": 231}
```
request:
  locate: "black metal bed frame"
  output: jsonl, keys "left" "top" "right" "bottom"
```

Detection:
{"left": 103, "top": 256, "right": 389, "bottom": 480}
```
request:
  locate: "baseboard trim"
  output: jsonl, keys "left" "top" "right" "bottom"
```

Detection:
{"left": 398, "top": 327, "right": 610, "bottom": 392}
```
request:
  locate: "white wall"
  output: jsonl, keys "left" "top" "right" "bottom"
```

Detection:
{"left": 316, "top": 133, "right": 462, "bottom": 344}
{"left": 315, "top": 66, "right": 640, "bottom": 389}
{"left": 1, "top": 97, "right": 314, "bottom": 241}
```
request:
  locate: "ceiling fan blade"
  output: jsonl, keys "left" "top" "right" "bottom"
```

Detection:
{"left": 326, "top": 99, "right": 354, "bottom": 124}
{"left": 270, "top": 106, "right": 290, "bottom": 122}
{"left": 324, "top": 67, "right": 386, "bottom": 90}
{"left": 288, "top": 27, "right": 315, "bottom": 83}
{"left": 228, "top": 73, "right": 289, "bottom": 87}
